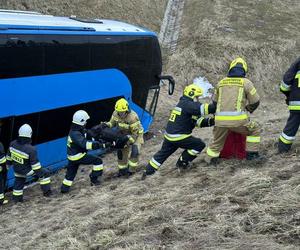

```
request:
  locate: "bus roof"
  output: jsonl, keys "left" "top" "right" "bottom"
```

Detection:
{"left": 0, "top": 9, "right": 156, "bottom": 35}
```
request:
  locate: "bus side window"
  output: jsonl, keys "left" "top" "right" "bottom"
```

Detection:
{"left": 90, "top": 36, "right": 125, "bottom": 69}
{"left": 29, "top": 97, "right": 119, "bottom": 145}
{"left": 44, "top": 35, "right": 90, "bottom": 74}
{"left": 1, "top": 35, "right": 44, "bottom": 79}
{"left": 124, "top": 37, "right": 152, "bottom": 67}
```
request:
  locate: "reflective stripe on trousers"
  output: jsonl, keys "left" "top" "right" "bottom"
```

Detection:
{"left": 93, "top": 164, "right": 104, "bottom": 171}
{"left": 246, "top": 136, "right": 261, "bottom": 143}
{"left": 62, "top": 179, "right": 73, "bottom": 187}
{"left": 206, "top": 147, "right": 220, "bottom": 158}
{"left": 128, "top": 160, "right": 138, "bottom": 167}
{"left": 67, "top": 153, "right": 86, "bottom": 161}
{"left": 279, "top": 132, "right": 295, "bottom": 145}
{"left": 187, "top": 149, "right": 200, "bottom": 156}
{"left": 13, "top": 189, "right": 23, "bottom": 196}
{"left": 118, "top": 164, "right": 128, "bottom": 170}
{"left": 149, "top": 157, "right": 161, "bottom": 170}
{"left": 40, "top": 177, "right": 51, "bottom": 185}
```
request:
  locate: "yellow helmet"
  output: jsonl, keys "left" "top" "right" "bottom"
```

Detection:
{"left": 229, "top": 57, "right": 248, "bottom": 73}
{"left": 183, "top": 84, "right": 203, "bottom": 99}
{"left": 115, "top": 98, "right": 129, "bottom": 112}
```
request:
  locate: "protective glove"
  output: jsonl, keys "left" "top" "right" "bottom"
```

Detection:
{"left": 104, "top": 141, "right": 115, "bottom": 148}
{"left": 127, "top": 135, "right": 135, "bottom": 145}
{"left": 245, "top": 104, "right": 256, "bottom": 113}
{"left": 115, "top": 135, "right": 130, "bottom": 149}
{"left": 100, "top": 122, "right": 109, "bottom": 130}
{"left": 92, "top": 141, "right": 101, "bottom": 150}
{"left": 208, "top": 117, "right": 215, "bottom": 126}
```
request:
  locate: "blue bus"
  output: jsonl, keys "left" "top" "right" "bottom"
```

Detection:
{"left": 0, "top": 10, "right": 175, "bottom": 187}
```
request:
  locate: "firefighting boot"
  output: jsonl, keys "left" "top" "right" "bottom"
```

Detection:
{"left": 246, "top": 152, "right": 266, "bottom": 162}
{"left": 13, "top": 195, "right": 23, "bottom": 203}
{"left": 90, "top": 174, "right": 101, "bottom": 186}
{"left": 61, "top": 184, "right": 70, "bottom": 193}
{"left": 0, "top": 198, "right": 8, "bottom": 205}
{"left": 176, "top": 156, "right": 192, "bottom": 171}
{"left": 43, "top": 189, "right": 53, "bottom": 197}
{"left": 118, "top": 168, "right": 133, "bottom": 178}
{"left": 40, "top": 182, "right": 52, "bottom": 197}
{"left": 141, "top": 164, "right": 156, "bottom": 180}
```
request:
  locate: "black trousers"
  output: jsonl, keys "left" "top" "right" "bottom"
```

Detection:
{"left": 61, "top": 154, "right": 103, "bottom": 192}
{"left": 0, "top": 166, "right": 6, "bottom": 203}
{"left": 146, "top": 136, "right": 206, "bottom": 173}
{"left": 13, "top": 168, "right": 51, "bottom": 202}
{"left": 278, "top": 112, "right": 300, "bottom": 152}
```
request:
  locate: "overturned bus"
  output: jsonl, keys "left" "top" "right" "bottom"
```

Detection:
{"left": 0, "top": 9, "right": 175, "bottom": 187}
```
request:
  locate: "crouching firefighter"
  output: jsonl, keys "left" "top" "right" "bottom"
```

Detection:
{"left": 205, "top": 57, "right": 262, "bottom": 163}
{"left": 278, "top": 57, "right": 300, "bottom": 153}
{"left": 6, "top": 124, "right": 52, "bottom": 202}
{"left": 61, "top": 110, "right": 112, "bottom": 193}
{"left": 106, "top": 98, "right": 144, "bottom": 176}
{"left": 142, "top": 84, "right": 215, "bottom": 178}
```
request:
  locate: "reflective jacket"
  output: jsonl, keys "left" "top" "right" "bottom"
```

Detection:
{"left": 6, "top": 138, "right": 42, "bottom": 176}
{"left": 67, "top": 123, "right": 101, "bottom": 161}
{"left": 164, "top": 96, "right": 215, "bottom": 141}
{"left": 279, "top": 57, "right": 300, "bottom": 112}
{"left": 107, "top": 110, "right": 144, "bottom": 145}
{"left": 213, "top": 75, "right": 260, "bottom": 127}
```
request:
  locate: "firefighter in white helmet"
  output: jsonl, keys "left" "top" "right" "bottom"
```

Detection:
{"left": 61, "top": 110, "right": 114, "bottom": 193}
{"left": 6, "top": 124, "right": 52, "bottom": 202}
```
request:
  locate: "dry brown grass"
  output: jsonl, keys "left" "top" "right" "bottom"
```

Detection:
{"left": 0, "top": 0, "right": 300, "bottom": 249}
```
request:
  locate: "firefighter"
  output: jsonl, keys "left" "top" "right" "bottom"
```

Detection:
{"left": 142, "top": 84, "right": 215, "bottom": 178}
{"left": 204, "top": 57, "right": 262, "bottom": 163}
{"left": 278, "top": 57, "right": 300, "bottom": 153}
{"left": 106, "top": 98, "right": 144, "bottom": 176}
{"left": 0, "top": 125, "right": 8, "bottom": 205}
{"left": 6, "top": 124, "right": 52, "bottom": 202}
{"left": 61, "top": 110, "right": 112, "bottom": 193}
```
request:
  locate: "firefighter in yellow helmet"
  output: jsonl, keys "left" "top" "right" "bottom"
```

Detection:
{"left": 205, "top": 57, "right": 263, "bottom": 164}
{"left": 142, "top": 84, "right": 215, "bottom": 178}
{"left": 107, "top": 98, "right": 144, "bottom": 176}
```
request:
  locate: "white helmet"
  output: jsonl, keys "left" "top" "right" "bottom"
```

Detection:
{"left": 18, "top": 124, "right": 33, "bottom": 138}
{"left": 72, "top": 110, "right": 90, "bottom": 126}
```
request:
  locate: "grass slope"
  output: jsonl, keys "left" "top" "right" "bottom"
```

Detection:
{"left": 0, "top": 1, "right": 300, "bottom": 249}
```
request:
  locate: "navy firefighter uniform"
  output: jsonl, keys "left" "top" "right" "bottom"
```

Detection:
{"left": 143, "top": 84, "right": 216, "bottom": 178}
{"left": 6, "top": 124, "right": 52, "bottom": 202}
{"left": 278, "top": 57, "right": 300, "bottom": 153}
{"left": 61, "top": 110, "right": 112, "bottom": 193}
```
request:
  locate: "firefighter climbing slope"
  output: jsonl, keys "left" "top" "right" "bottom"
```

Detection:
{"left": 205, "top": 58, "right": 263, "bottom": 163}
{"left": 61, "top": 110, "right": 112, "bottom": 193}
{"left": 106, "top": 98, "right": 144, "bottom": 176}
{"left": 142, "top": 84, "right": 215, "bottom": 178}
{"left": 278, "top": 57, "right": 300, "bottom": 153}
{"left": 6, "top": 124, "right": 52, "bottom": 202}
